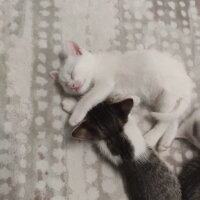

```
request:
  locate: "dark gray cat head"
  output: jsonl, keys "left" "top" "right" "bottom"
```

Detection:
{"left": 71, "top": 99, "right": 134, "bottom": 158}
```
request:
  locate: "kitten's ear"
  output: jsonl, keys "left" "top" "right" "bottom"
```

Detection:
{"left": 113, "top": 98, "right": 134, "bottom": 122}
{"left": 66, "top": 41, "right": 82, "bottom": 56}
{"left": 49, "top": 71, "right": 59, "bottom": 81}
{"left": 72, "top": 122, "right": 103, "bottom": 141}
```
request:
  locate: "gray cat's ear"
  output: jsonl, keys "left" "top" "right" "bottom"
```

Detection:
{"left": 113, "top": 98, "right": 134, "bottom": 122}
{"left": 66, "top": 41, "right": 82, "bottom": 56}
{"left": 49, "top": 71, "right": 59, "bottom": 81}
{"left": 72, "top": 122, "right": 104, "bottom": 141}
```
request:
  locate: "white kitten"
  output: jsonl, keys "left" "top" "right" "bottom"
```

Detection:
{"left": 50, "top": 41, "right": 193, "bottom": 150}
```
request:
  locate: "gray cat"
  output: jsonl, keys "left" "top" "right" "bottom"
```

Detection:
{"left": 178, "top": 121, "right": 200, "bottom": 200}
{"left": 71, "top": 99, "right": 181, "bottom": 200}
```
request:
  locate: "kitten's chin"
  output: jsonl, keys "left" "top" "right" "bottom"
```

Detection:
{"left": 78, "top": 86, "right": 90, "bottom": 94}
{"left": 63, "top": 88, "right": 80, "bottom": 96}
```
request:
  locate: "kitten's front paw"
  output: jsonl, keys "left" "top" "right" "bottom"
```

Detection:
{"left": 62, "top": 98, "right": 77, "bottom": 113}
{"left": 69, "top": 112, "right": 85, "bottom": 126}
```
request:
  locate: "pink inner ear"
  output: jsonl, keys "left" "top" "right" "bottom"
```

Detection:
{"left": 49, "top": 71, "right": 58, "bottom": 80}
{"left": 66, "top": 41, "right": 82, "bottom": 56}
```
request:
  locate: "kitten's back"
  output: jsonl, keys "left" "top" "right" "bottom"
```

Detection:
{"left": 120, "top": 150, "right": 181, "bottom": 200}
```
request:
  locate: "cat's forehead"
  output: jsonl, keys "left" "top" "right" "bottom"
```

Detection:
{"left": 87, "top": 103, "right": 122, "bottom": 135}
{"left": 65, "top": 56, "right": 79, "bottom": 68}
{"left": 58, "top": 56, "right": 78, "bottom": 81}
{"left": 88, "top": 103, "right": 114, "bottom": 120}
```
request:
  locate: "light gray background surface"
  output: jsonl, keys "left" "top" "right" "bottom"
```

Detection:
{"left": 0, "top": 0, "right": 200, "bottom": 199}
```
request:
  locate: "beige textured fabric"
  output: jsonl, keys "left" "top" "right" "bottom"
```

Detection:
{"left": 0, "top": 0, "right": 200, "bottom": 199}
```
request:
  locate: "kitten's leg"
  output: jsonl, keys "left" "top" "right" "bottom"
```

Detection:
{"left": 62, "top": 97, "right": 77, "bottom": 113}
{"left": 144, "top": 122, "right": 169, "bottom": 148}
{"left": 158, "top": 121, "right": 178, "bottom": 151}
{"left": 144, "top": 93, "right": 177, "bottom": 148}
{"left": 69, "top": 81, "right": 114, "bottom": 126}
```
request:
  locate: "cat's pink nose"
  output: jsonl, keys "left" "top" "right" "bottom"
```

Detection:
{"left": 69, "top": 84, "right": 76, "bottom": 89}
{"left": 69, "top": 83, "right": 80, "bottom": 91}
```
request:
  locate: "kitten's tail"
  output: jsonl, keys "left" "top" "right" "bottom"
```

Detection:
{"left": 150, "top": 97, "right": 190, "bottom": 122}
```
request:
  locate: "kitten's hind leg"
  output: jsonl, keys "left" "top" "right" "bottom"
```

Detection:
{"left": 158, "top": 121, "right": 178, "bottom": 152}
{"left": 144, "top": 92, "right": 177, "bottom": 148}
{"left": 144, "top": 122, "right": 169, "bottom": 148}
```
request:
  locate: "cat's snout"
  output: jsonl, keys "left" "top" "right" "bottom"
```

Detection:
{"left": 69, "top": 83, "right": 75, "bottom": 89}
{"left": 69, "top": 81, "right": 82, "bottom": 91}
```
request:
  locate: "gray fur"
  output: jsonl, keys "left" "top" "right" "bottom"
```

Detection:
{"left": 72, "top": 99, "right": 181, "bottom": 200}
{"left": 179, "top": 121, "right": 200, "bottom": 200}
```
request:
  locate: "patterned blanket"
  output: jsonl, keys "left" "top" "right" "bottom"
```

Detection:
{"left": 0, "top": 0, "right": 200, "bottom": 199}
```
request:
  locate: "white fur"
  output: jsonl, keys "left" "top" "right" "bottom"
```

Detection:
{"left": 96, "top": 141, "right": 122, "bottom": 166}
{"left": 55, "top": 45, "right": 193, "bottom": 149}
{"left": 62, "top": 97, "right": 77, "bottom": 113}
{"left": 151, "top": 97, "right": 191, "bottom": 121}
{"left": 124, "top": 116, "right": 149, "bottom": 161}
{"left": 58, "top": 53, "right": 94, "bottom": 96}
